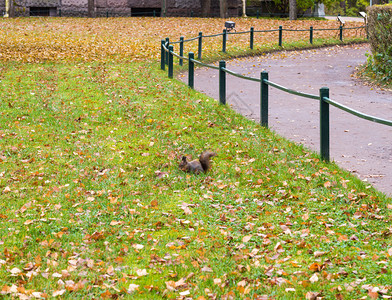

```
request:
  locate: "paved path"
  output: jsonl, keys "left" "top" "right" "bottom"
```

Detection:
{"left": 324, "top": 16, "right": 365, "bottom": 22}
{"left": 179, "top": 44, "right": 392, "bottom": 196}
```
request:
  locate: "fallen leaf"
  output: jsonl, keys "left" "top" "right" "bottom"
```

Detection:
{"left": 182, "top": 206, "right": 192, "bottom": 215}
{"left": 309, "top": 273, "right": 319, "bottom": 283}
{"left": 10, "top": 268, "right": 22, "bottom": 275}
{"left": 306, "top": 291, "right": 321, "bottom": 300}
{"left": 132, "top": 244, "right": 144, "bottom": 250}
{"left": 128, "top": 284, "right": 139, "bottom": 293}
{"left": 136, "top": 269, "right": 148, "bottom": 276}
{"left": 309, "top": 263, "right": 321, "bottom": 272}
{"left": 180, "top": 290, "right": 190, "bottom": 296}
{"left": 110, "top": 220, "right": 122, "bottom": 226}
{"left": 52, "top": 290, "right": 66, "bottom": 297}
{"left": 106, "top": 265, "right": 114, "bottom": 275}
{"left": 165, "top": 281, "right": 176, "bottom": 291}
{"left": 242, "top": 235, "right": 252, "bottom": 243}
{"left": 314, "top": 251, "right": 326, "bottom": 258}
{"left": 201, "top": 266, "right": 213, "bottom": 272}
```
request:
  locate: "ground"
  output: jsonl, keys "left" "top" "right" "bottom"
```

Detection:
{"left": 0, "top": 17, "right": 391, "bottom": 300}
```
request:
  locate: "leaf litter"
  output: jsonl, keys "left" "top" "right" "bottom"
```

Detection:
{"left": 0, "top": 17, "right": 389, "bottom": 300}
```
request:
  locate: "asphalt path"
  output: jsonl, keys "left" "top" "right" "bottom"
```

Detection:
{"left": 179, "top": 44, "right": 392, "bottom": 196}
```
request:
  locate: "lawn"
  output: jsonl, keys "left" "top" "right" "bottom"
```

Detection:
{"left": 0, "top": 17, "right": 391, "bottom": 299}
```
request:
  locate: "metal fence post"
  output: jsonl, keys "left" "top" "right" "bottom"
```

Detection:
{"left": 188, "top": 52, "right": 194, "bottom": 89}
{"left": 260, "top": 71, "right": 269, "bottom": 127}
{"left": 161, "top": 40, "right": 165, "bottom": 70}
{"left": 339, "top": 25, "right": 343, "bottom": 41}
{"left": 198, "top": 32, "right": 203, "bottom": 59}
{"left": 310, "top": 26, "right": 313, "bottom": 44}
{"left": 222, "top": 29, "right": 227, "bottom": 53}
{"left": 257, "top": 10, "right": 259, "bottom": 19}
{"left": 179, "top": 36, "right": 184, "bottom": 66}
{"left": 320, "top": 87, "right": 330, "bottom": 161}
{"left": 165, "top": 37, "right": 169, "bottom": 65}
{"left": 219, "top": 61, "right": 226, "bottom": 105}
{"left": 250, "top": 27, "right": 254, "bottom": 50}
{"left": 279, "top": 25, "right": 283, "bottom": 47}
{"left": 168, "top": 45, "right": 174, "bottom": 79}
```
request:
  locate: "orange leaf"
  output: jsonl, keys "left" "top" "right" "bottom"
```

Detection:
{"left": 309, "top": 262, "right": 321, "bottom": 272}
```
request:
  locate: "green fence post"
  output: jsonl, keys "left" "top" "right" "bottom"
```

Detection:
{"left": 260, "top": 71, "right": 269, "bottom": 127}
{"left": 188, "top": 52, "right": 194, "bottom": 89}
{"left": 257, "top": 10, "right": 259, "bottom": 19}
{"left": 153, "top": 10, "right": 156, "bottom": 17}
{"left": 59, "top": 8, "right": 61, "bottom": 17}
{"left": 279, "top": 25, "right": 283, "bottom": 47}
{"left": 250, "top": 27, "right": 254, "bottom": 50}
{"left": 165, "top": 37, "right": 169, "bottom": 65}
{"left": 222, "top": 29, "right": 227, "bottom": 53}
{"left": 161, "top": 40, "right": 165, "bottom": 70}
{"left": 310, "top": 26, "right": 313, "bottom": 44}
{"left": 219, "top": 61, "right": 226, "bottom": 105}
{"left": 198, "top": 32, "right": 203, "bottom": 59}
{"left": 320, "top": 87, "right": 330, "bottom": 162}
{"left": 339, "top": 25, "right": 343, "bottom": 41}
{"left": 168, "top": 45, "right": 174, "bottom": 79}
{"left": 179, "top": 36, "right": 184, "bottom": 66}
{"left": 106, "top": 11, "right": 109, "bottom": 18}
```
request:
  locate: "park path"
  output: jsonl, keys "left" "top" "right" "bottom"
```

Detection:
{"left": 179, "top": 44, "right": 392, "bottom": 196}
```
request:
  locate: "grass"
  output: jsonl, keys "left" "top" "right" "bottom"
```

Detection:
{"left": 356, "top": 61, "right": 392, "bottom": 90}
{"left": 0, "top": 17, "right": 390, "bottom": 299}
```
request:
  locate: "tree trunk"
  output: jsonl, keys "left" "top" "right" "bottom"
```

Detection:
{"left": 5, "top": 0, "right": 14, "bottom": 17}
{"left": 219, "top": 0, "right": 228, "bottom": 18}
{"left": 201, "top": 0, "right": 211, "bottom": 17}
{"left": 340, "top": 1, "right": 346, "bottom": 14}
{"left": 5, "top": 0, "right": 10, "bottom": 17}
{"left": 88, "top": 0, "right": 95, "bottom": 17}
{"left": 289, "top": 0, "right": 297, "bottom": 20}
{"left": 242, "top": 0, "right": 247, "bottom": 17}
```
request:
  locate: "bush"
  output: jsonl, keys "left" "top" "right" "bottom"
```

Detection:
{"left": 324, "top": 0, "right": 370, "bottom": 16}
{"left": 366, "top": 4, "right": 392, "bottom": 82}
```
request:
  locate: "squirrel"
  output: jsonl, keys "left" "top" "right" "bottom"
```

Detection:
{"left": 179, "top": 151, "right": 216, "bottom": 174}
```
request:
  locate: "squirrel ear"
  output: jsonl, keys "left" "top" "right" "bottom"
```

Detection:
{"left": 182, "top": 156, "right": 187, "bottom": 162}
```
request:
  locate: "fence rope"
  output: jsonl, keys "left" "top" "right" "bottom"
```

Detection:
{"left": 323, "top": 97, "right": 392, "bottom": 126}
{"left": 264, "top": 80, "right": 319, "bottom": 100}
{"left": 160, "top": 24, "right": 391, "bottom": 162}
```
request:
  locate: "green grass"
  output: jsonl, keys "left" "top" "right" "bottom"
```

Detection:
{"left": 357, "top": 60, "right": 392, "bottom": 89}
{"left": 1, "top": 58, "right": 391, "bottom": 299}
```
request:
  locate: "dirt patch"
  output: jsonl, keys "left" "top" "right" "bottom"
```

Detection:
{"left": 180, "top": 44, "right": 392, "bottom": 196}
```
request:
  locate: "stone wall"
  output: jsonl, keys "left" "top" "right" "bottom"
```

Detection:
{"left": 0, "top": 0, "right": 5, "bottom": 16}
{"left": 3, "top": 0, "right": 240, "bottom": 17}
{"left": 29, "top": 0, "right": 59, "bottom": 7}
{"left": 60, "top": 0, "right": 86, "bottom": 16}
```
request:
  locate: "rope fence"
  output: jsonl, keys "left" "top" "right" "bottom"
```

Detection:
{"left": 159, "top": 25, "right": 390, "bottom": 162}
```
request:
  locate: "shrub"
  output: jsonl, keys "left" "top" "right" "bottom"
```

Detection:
{"left": 366, "top": 4, "right": 392, "bottom": 82}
